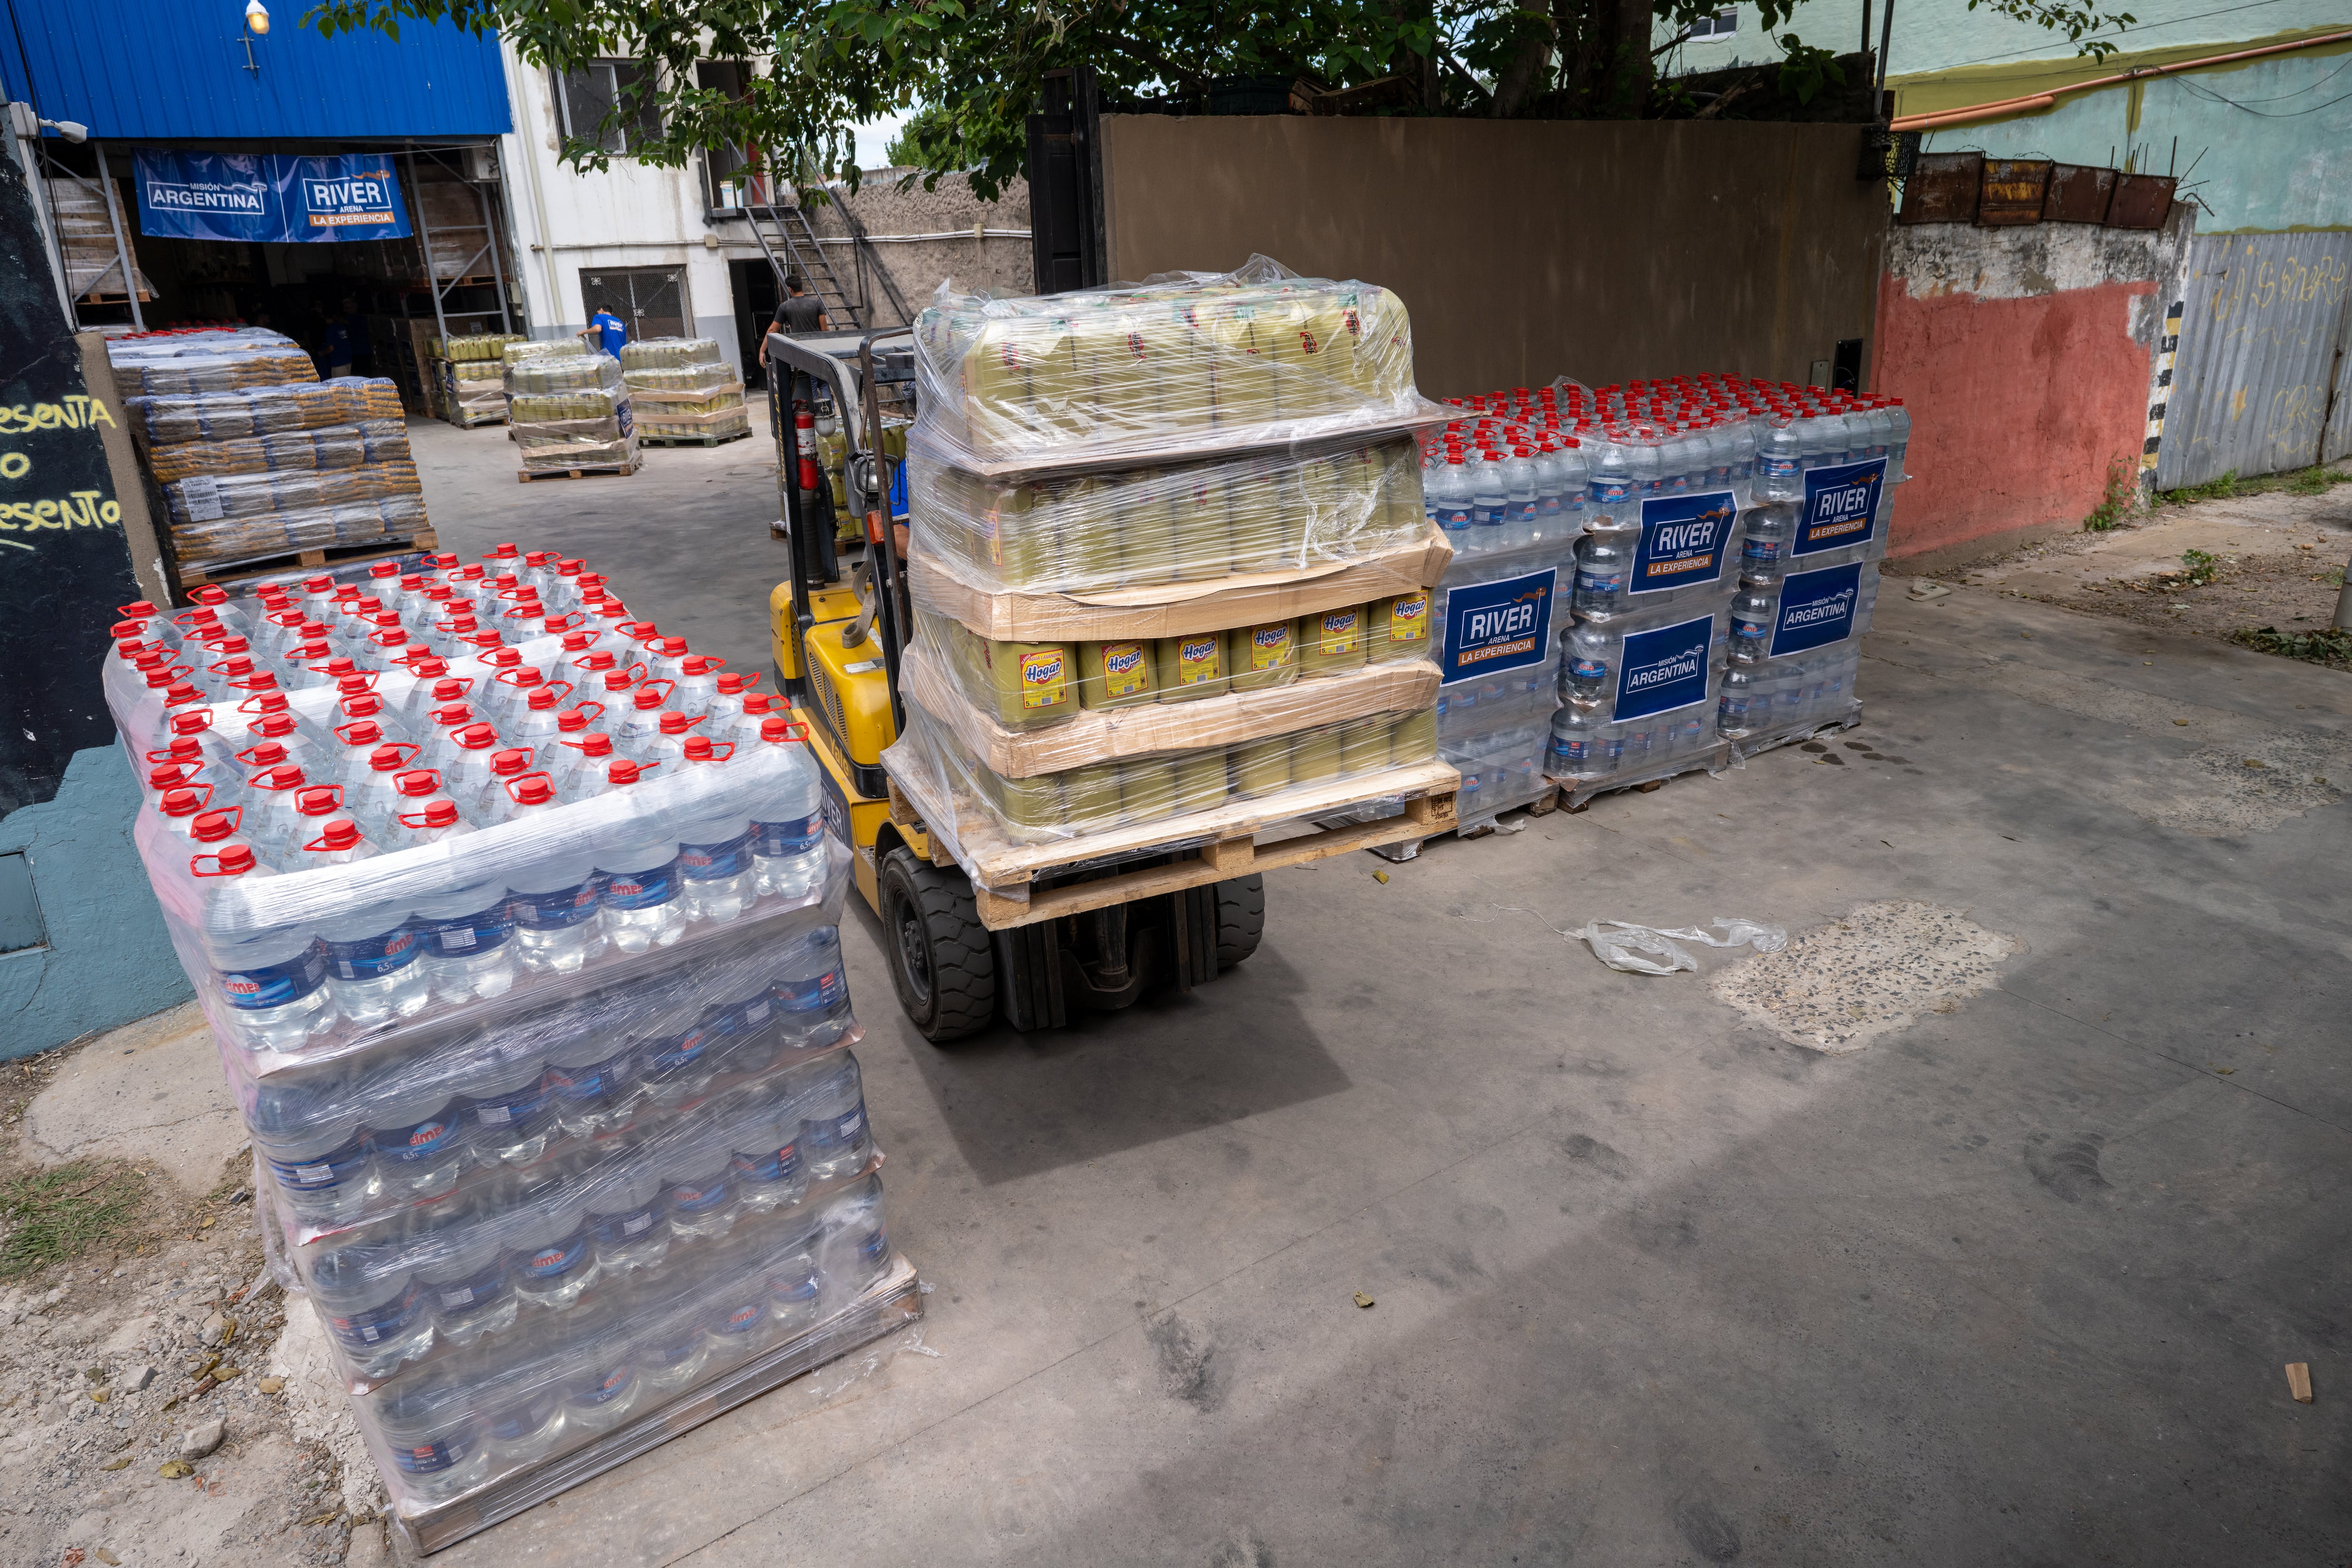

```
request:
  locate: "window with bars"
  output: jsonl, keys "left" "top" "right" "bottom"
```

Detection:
{"left": 555, "top": 61, "right": 664, "bottom": 155}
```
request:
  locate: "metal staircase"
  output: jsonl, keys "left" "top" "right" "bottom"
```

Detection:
{"left": 744, "top": 198, "right": 863, "bottom": 331}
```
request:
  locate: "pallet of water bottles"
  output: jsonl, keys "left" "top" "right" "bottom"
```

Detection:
{"left": 100, "top": 544, "right": 922, "bottom": 1543}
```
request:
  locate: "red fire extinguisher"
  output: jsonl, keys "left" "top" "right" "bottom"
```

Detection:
{"left": 794, "top": 408, "right": 820, "bottom": 493}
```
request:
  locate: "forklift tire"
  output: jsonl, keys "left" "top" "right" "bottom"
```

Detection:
{"left": 1214, "top": 875, "right": 1265, "bottom": 971}
{"left": 879, "top": 847, "right": 997, "bottom": 1043}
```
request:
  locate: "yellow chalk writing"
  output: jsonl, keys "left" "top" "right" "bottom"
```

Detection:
{"left": 0, "top": 396, "right": 117, "bottom": 434}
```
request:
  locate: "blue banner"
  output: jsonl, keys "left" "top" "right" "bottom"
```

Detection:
{"left": 1795, "top": 458, "right": 1885, "bottom": 557}
{"left": 133, "top": 151, "right": 411, "bottom": 243}
{"left": 1614, "top": 613, "right": 1715, "bottom": 722}
{"left": 1630, "top": 490, "right": 1736, "bottom": 595}
{"left": 1768, "top": 561, "right": 1864, "bottom": 658}
{"left": 1438, "top": 566, "right": 1557, "bottom": 686}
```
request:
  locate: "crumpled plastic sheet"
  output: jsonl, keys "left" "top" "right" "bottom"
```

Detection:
{"left": 1578, "top": 917, "right": 1788, "bottom": 975}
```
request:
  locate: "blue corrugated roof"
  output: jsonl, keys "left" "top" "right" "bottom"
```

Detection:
{"left": 0, "top": 0, "right": 511, "bottom": 141}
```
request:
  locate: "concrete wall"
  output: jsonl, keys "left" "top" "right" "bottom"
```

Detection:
{"left": 798, "top": 171, "right": 1033, "bottom": 325}
{"left": 0, "top": 745, "right": 191, "bottom": 1059}
{"left": 1097, "top": 115, "right": 1888, "bottom": 399}
{"left": 1873, "top": 207, "right": 2197, "bottom": 569}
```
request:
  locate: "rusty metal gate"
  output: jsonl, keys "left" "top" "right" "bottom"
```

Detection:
{"left": 2156, "top": 231, "right": 2352, "bottom": 490}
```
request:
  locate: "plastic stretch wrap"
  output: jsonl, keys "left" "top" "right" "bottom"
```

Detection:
{"left": 162, "top": 460, "right": 422, "bottom": 529}
{"left": 503, "top": 339, "right": 589, "bottom": 366}
{"left": 909, "top": 434, "right": 1427, "bottom": 597}
{"left": 639, "top": 406, "right": 750, "bottom": 440}
{"left": 108, "top": 327, "right": 297, "bottom": 361}
{"left": 241, "top": 907, "right": 855, "bottom": 1243}
{"left": 266, "top": 1033, "right": 872, "bottom": 1382}
{"left": 439, "top": 334, "right": 526, "bottom": 364}
{"left": 911, "top": 257, "right": 1426, "bottom": 463}
{"left": 623, "top": 366, "right": 738, "bottom": 397}
{"left": 913, "top": 592, "right": 1433, "bottom": 738}
{"left": 619, "top": 338, "right": 724, "bottom": 372}
{"left": 112, "top": 349, "right": 320, "bottom": 397}
{"left": 889, "top": 692, "right": 1437, "bottom": 852}
{"left": 504, "top": 350, "right": 617, "bottom": 397}
{"left": 127, "top": 378, "right": 405, "bottom": 446}
{"left": 1428, "top": 531, "right": 1582, "bottom": 826}
{"left": 314, "top": 1170, "right": 898, "bottom": 1517}
{"left": 1547, "top": 605, "right": 1731, "bottom": 783}
{"left": 1717, "top": 564, "right": 1879, "bottom": 743}
{"left": 143, "top": 418, "right": 412, "bottom": 484}
{"left": 171, "top": 492, "right": 430, "bottom": 565}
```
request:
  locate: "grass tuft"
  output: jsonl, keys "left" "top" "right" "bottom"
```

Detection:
{"left": 0, "top": 1161, "right": 151, "bottom": 1280}
{"left": 2229, "top": 624, "right": 2352, "bottom": 670}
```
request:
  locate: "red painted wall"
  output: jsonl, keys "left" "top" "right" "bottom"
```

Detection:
{"left": 1873, "top": 273, "right": 2154, "bottom": 561}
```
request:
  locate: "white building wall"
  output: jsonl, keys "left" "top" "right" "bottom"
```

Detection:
{"left": 493, "top": 42, "right": 759, "bottom": 378}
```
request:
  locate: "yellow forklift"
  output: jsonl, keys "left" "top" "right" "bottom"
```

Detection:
{"left": 764, "top": 329, "right": 1263, "bottom": 1043}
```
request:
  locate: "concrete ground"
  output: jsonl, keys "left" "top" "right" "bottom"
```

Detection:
{"left": 25, "top": 414, "right": 2352, "bottom": 1566}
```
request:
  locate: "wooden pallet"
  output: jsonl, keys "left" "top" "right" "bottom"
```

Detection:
{"left": 175, "top": 531, "right": 438, "bottom": 597}
{"left": 889, "top": 758, "right": 1458, "bottom": 931}
{"left": 1731, "top": 708, "right": 1864, "bottom": 761}
{"left": 639, "top": 428, "right": 752, "bottom": 448}
{"left": 517, "top": 459, "right": 641, "bottom": 483}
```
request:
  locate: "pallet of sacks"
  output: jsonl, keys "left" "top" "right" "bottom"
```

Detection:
{"left": 622, "top": 338, "right": 751, "bottom": 445}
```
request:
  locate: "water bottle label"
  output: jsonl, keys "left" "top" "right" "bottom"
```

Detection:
{"left": 732, "top": 1136, "right": 801, "bottom": 1185}
{"left": 1796, "top": 458, "right": 1885, "bottom": 555}
{"left": 512, "top": 880, "right": 601, "bottom": 931}
{"left": 1587, "top": 478, "right": 1630, "bottom": 507}
{"left": 804, "top": 1103, "right": 866, "bottom": 1154}
{"left": 713, "top": 1297, "right": 766, "bottom": 1336}
{"left": 742, "top": 999, "right": 772, "bottom": 1027}
{"left": 857, "top": 1226, "right": 890, "bottom": 1265}
{"left": 433, "top": 1259, "right": 505, "bottom": 1314}
{"left": 1613, "top": 613, "right": 1716, "bottom": 723}
{"left": 680, "top": 830, "right": 755, "bottom": 881}
{"left": 371, "top": 1109, "right": 463, "bottom": 1164}
{"left": 1435, "top": 504, "right": 1472, "bottom": 533}
{"left": 1569, "top": 658, "right": 1606, "bottom": 685}
{"left": 268, "top": 1138, "right": 366, "bottom": 1193}
{"left": 1768, "top": 561, "right": 1865, "bottom": 658}
{"left": 754, "top": 812, "right": 823, "bottom": 858}
{"left": 1732, "top": 619, "right": 1770, "bottom": 648}
{"left": 1508, "top": 499, "right": 1535, "bottom": 525}
{"left": 601, "top": 860, "right": 679, "bottom": 910}
{"left": 485, "top": 1392, "right": 558, "bottom": 1443}
{"left": 592, "top": 1204, "right": 660, "bottom": 1248}
{"left": 580, "top": 1363, "right": 636, "bottom": 1405}
{"left": 470, "top": 1076, "right": 550, "bottom": 1131}
{"left": 1760, "top": 455, "right": 1801, "bottom": 480}
{"left": 776, "top": 963, "right": 847, "bottom": 1014}
{"left": 667, "top": 1177, "right": 731, "bottom": 1215}
{"left": 1553, "top": 736, "right": 1593, "bottom": 766}
{"left": 215, "top": 942, "right": 329, "bottom": 1011}
{"left": 417, "top": 903, "right": 514, "bottom": 958}
{"left": 646, "top": 1023, "right": 713, "bottom": 1076}
{"left": 1437, "top": 568, "right": 1557, "bottom": 688}
{"left": 1574, "top": 569, "right": 1625, "bottom": 597}
{"left": 1741, "top": 535, "right": 1785, "bottom": 564}
{"left": 521, "top": 1231, "right": 590, "bottom": 1279}
{"left": 391, "top": 1430, "right": 471, "bottom": 1476}
{"left": 324, "top": 925, "right": 419, "bottom": 982}
{"left": 1602, "top": 736, "right": 1626, "bottom": 761}
{"left": 768, "top": 1264, "right": 820, "bottom": 1304}
{"left": 1630, "top": 492, "right": 1735, "bottom": 596}
{"left": 327, "top": 1278, "right": 422, "bottom": 1349}
{"left": 1470, "top": 502, "right": 1504, "bottom": 529}
{"left": 549, "top": 1047, "right": 632, "bottom": 1103}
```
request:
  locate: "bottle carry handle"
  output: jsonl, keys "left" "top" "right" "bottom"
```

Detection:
{"left": 299, "top": 822, "right": 356, "bottom": 852}
{"left": 540, "top": 611, "right": 587, "bottom": 634}
{"left": 371, "top": 741, "right": 423, "bottom": 771}
{"left": 333, "top": 718, "right": 384, "bottom": 746}
{"left": 773, "top": 720, "right": 811, "bottom": 744}
{"left": 699, "top": 740, "right": 736, "bottom": 761}
{"left": 167, "top": 780, "right": 218, "bottom": 812}
{"left": 188, "top": 853, "right": 243, "bottom": 878}
{"left": 570, "top": 699, "right": 605, "bottom": 725}
{"left": 503, "top": 770, "right": 556, "bottom": 804}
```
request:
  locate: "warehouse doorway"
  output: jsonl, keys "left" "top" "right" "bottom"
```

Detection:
{"left": 580, "top": 265, "right": 688, "bottom": 342}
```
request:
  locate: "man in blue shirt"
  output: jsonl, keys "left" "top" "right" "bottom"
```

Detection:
{"left": 580, "top": 308, "right": 628, "bottom": 356}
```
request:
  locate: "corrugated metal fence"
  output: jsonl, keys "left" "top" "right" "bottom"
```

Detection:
{"left": 2156, "top": 231, "right": 2352, "bottom": 490}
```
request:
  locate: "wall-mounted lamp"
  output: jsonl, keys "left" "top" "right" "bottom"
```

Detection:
{"left": 244, "top": 0, "right": 270, "bottom": 34}
{"left": 40, "top": 118, "right": 88, "bottom": 143}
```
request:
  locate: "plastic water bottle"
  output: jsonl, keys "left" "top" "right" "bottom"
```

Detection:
{"left": 1573, "top": 533, "right": 1629, "bottom": 618}
{"left": 798, "top": 1053, "right": 871, "bottom": 1182}
{"left": 673, "top": 655, "right": 724, "bottom": 716}
{"left": 413, "top": 1217, "right": 516, "bottom": 1348}
{"left": 1563, "top": 626, "right": 1609, "bottom": 703}
{"left": 1470, "top": 450, "right": 1509, "bottom": 551}
{"left": 1504, "top": 447, "right": 1540, "bottom": 549}
{"left": 547, "top": 1029, "right": 638, "bottom": 1139}
{"left": 346, "top": 745, "right": 424, "bottom": 839}
{"left": 311, "top": 828, "right": 430, "bottom": 1029}
{"left": 441, "top": 723, "right": 508, "bottom": 810}
{"left": 676, "top": 746, "right": 756, "bottom": 924}
{"left": 726, "top": 1099, "right": 805, "bottom": 1214}
{"left": 775, "top": 926, "right": 850, "bottom": 1048}
{"left": 309, "top": 1242, "right": 431, "bottom": 1381}
{"left": 153, "top": 785, "right": 221, "bottom": 844}
{"left": 751, "top": 716, "right": 826, "bottom": 899}
{"left": 552, "top": 732, "right": 620, "bottom": 805}
{"left": 410, "top": 869, "right": 517, "bottom": 1005}
{"left": 505, "top": 778, "right": 605, "bottom": 974}
{"left": 1756, "top": 417, "right": 1804, "bottom": 502}
{"left": 1717, "top": 664, "right": 1760, "bottom": 738}
{"left": 190, "top": 837, "right": 331, "bottom": 1051}
{"left": 461, "top": 1044, "right": 558, "bottom": 1167}
{"left": 1426, "top": 451, "right": 1472, "bottom": 539}
{"left": 660, "top": 1138, "right": 739, "bottom": 1241}
{"left": 506, "top": 686, "right": 569, "bottom": 768}
{"left": 1585, "top": 436, "right": 1633, "bottom": 525}
{"left": 467, "top": 748, "right": 540, "bottom": 825}
{"left": 360, "top": 1069, "right": 471, "bottom": 1199}
{"left": 611, "top": 685, "right": 678, "bottom": 760}
{"left": 1729, "top": 587, "right": 1776, "bottom": 665}
{"left": 249, "top": 1071, "right": 370, "bottom": 1223}
{"left": 586, "top": 1145, "right": 671, "bottom": 1276}
{"left": 505, "top": 1184, "right": 599, "bottom": 1311}
{"left": 243, "top": 766, "right": 317, "bottom": 866}
{"left": 1740, "top": 504, "right": 1795, "bottom": 585}
{"left": 636, "top": 711, "right": 704, "bottom": 773}
{"left": 381, "top": 779, "right": 469, "bottom": 851}
{"left": 595, "top": 762, "right": 684, "bottom": 953}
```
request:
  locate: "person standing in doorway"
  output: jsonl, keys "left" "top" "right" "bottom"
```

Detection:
{"left": 323, "top": 297, "right": 368, "bottom": 379}
{"left": 762, "top": 274, "right": 830, "bottom": 390}
{"left": 580, "top": 304, "right": 628, "bottom": 357}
